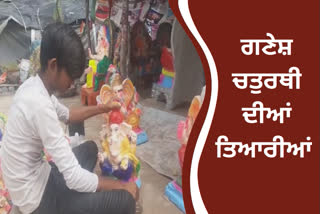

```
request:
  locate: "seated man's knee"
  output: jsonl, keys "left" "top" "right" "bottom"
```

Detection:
{"left": 120, "top": 190, "right": 136, "bottom": 214}
{"left": 83, "top": 141, "right": 98, "bottom": 155}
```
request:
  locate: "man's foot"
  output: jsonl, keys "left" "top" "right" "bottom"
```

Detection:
{"left": 136, "top": 200, "right": 143, "bottom": 214}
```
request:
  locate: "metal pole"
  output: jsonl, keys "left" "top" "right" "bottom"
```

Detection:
{"left": 86, "top": 0, "right": 92, "bottom": 54}
{"left": 120, "top": 0, "right": 129, "bottom": 77}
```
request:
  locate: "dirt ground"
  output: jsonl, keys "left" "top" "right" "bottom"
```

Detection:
{"left": 0, "top": 94, "right": 187, "bottom": 214}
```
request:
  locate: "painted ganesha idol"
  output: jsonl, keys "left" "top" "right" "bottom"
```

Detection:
{"left": 177, "top": 87, "right": 205, "bottom": 167}
{"left": 98, "top": 71, "right": 147, "bottom": 181}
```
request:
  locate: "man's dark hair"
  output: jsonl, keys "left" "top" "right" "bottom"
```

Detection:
{"left": 40, "top": 23, "right": 86, "bottom": 80}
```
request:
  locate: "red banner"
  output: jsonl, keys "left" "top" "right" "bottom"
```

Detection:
{"left": 170, "top": 0, "right": 320, "bottom": 213}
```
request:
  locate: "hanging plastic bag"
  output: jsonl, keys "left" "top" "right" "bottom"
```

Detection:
{"left": 18, "top": 59, "right": 30, "bottom": 83}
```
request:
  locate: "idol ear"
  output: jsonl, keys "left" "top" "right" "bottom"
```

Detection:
{"left": 100, "top": 84, "right": 113, "bottom": 104}
{"left": 122, "top": 79, "right": 135, "bottom": 107}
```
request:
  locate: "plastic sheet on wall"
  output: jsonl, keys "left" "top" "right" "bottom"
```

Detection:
{"left": 0, "top": 21, "right": 31, "bottom": 66}
{"left": 0, "top": 0, "right": 87, "bottom": 67}
{"left": 0, "top": 0, "right": 86, "bottom": 30}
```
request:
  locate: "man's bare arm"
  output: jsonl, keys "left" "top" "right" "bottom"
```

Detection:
{"left": 68, "top": 101, "right": 120, "bottom": 123}
{"left": 97, "top": 176, "right": 138, "bottom": 200}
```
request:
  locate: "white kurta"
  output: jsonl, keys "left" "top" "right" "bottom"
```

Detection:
{"left": 0, "top": 75, "right": 98, "bottom": 214}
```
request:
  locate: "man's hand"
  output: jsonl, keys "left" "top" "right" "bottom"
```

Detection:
{"left": 124, "top": 182, "right": 139, "bottom": 200}
{"left": 98, "top": 96, "right": 121, "bottom": 113}
{"left": 69, "top": 99, "right": 120, "bottom": 123}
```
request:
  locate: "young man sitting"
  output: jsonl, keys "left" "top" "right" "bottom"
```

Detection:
{"left": 0, "top": 23, "right": 137, "bottom": 214}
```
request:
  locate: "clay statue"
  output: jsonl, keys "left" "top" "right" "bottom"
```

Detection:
{"left": 93, "top": 56, "right": 112, "bottom": 92}
{"left": 0, "top": 73, "right": 6, "bottom": 85}
{"left": 177, "top": 86, "right": 205, "bottom": 167}
{"left": 0, "top": 180, "right": 10, "bottom": 214}
{"left": 89, "top": 25, "right": 110, "bottom": 61}
{"left": 86, "top": 25, "right": 113, "bottom": 92}
{"left": 99, "top": 122, "right": 140, "bottom": 181}
{"left": 98, "top": 71, "right": 147, "bottom": 181}
{"left": 104, "top": 64, "right": 119, "bottom": 86}
{"left": 0, "top": 160, "right": 11, "bottom": 214}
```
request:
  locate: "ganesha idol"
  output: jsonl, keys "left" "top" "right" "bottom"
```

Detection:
{"left": 97, "top": 69, "right": 147, "bottom": 181}
{"left": 0, "top": 171, "right": 11, "bottom": 214}
{"left": 177, "top": 86, "right": 205, "bottom": 167}
{"left": 98, "top": 122, "right": 140, "bottom": 181}
{"left": 99, "top": 66, "right": 148, "bottom": 145}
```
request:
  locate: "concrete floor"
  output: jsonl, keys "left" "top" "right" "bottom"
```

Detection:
{"left": 0, "top": 93, "right": 187, "bottom": 214}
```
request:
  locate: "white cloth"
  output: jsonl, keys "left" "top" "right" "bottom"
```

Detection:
{"left": 0, "top": 75, "right": 98, "bottom": 214}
